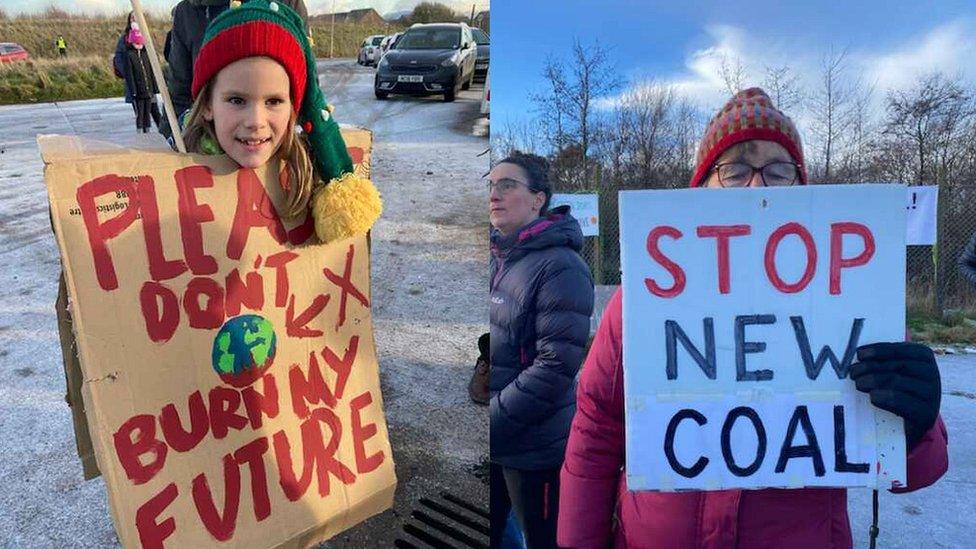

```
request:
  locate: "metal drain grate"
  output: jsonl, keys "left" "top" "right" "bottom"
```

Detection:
{"left": 395, "top": 491, "right": 489, "bottom": 549}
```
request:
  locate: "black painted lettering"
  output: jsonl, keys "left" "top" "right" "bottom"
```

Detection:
{"left": 833, "top": 405, "right": 869, "bottom": 473}
{"left": 734, "top": 315, "right": 775, "bottom": 381}
{"left": 775, "top": 405, "right": 826, "bottom": 476}
{"left": 664, "top": 409, "right": 709, "bottom": 478}
{"left": 720, "top": 406, "right": 767, "bottom": 477}
{"left": 665, "top": 318, "right": 716, "bottom": 380}
{"left": 790, "top": 316, "right": 865, "bottom": 380}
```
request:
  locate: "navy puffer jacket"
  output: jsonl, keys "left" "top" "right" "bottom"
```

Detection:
{"left": 490, "top": 206, "right": 594, "bottom": 470}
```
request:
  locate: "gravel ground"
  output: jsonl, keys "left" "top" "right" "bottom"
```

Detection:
{"left": 0, "top": 59, "right": 489, "bottom": 548}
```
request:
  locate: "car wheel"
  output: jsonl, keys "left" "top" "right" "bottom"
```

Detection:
{"left": 462, "top": 72, "right": 472, "bottom": 91}
{"left": 443, "top": 87, "right": 456, "bottom": 102}
{"left": 375, "top": 89, "right": 388, "bottom": 100}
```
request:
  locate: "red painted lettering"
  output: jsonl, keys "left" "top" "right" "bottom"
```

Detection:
{"left": 286, "top": 294, "right": 330, "bottom": 338}
{"left": 829, "top": 222, "right": 875, "bottom": 295}
{"left": 696, "top": 224, "right": 751, "bottom": 294}
{"left": 234, "top": 437, "right": 272, "bottom": 522}
{"left": 159, "top": 390, "right": 209, "bottom": 452}
{"left": 191, "top": 453, "right": 240, "bottom": 542}
{"left": 241, "top": 374, "right": 280, "bottom": 430}
{"left": 139, "top": 281, "right": 180, "bottom": 342}
{"left": 350, "top": 392, "right": 384, "bottom": 474}
{"left": 76, "top": 174, "right": 139, "bottom": 291}
{"left": 135, "top": 483, "right": 178, "bottom": 549}
{"left": 183, "top": 277, "right": 225, "bottom": 329}
{"left": 322, "top": 244, "right": 369, "bottom": 329}
{"left": 136, "top": 175, "right": 188, "bottom": 281}
{"left": 225, "top": 268, "right": 264, "bottom": 316}
{"left": 226, "top": 169, "right": 287, "bottom": 260}
{"left": 113, "top": 414, "right": 167, "bottom": 485}
{"left": 764, "top": 222, "right": 817, "bottom": 293}
{"left": 265, "top": 251, "right": 298, "bottom": 307}
{"left": 175, "top": 166, "right": 218, "bottom": 275}
{"left": 645, "top": 226, "right": 686, "bottom": 298}
{"left": 208, "top": 387, "right": 249, "bottom": 439}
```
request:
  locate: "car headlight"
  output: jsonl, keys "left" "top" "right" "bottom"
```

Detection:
{"left": 441, "top": 54, "right": 459, "bottom": 67}
{"left": 379, "top": 56, "right": 390, "bottom": 68}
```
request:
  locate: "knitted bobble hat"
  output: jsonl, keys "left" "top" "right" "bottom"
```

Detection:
{"left": 191, "top": 0, "right": 381, "bottom": 244}
{"left": 690, "top": 87, "right": 807, "bottom": 187}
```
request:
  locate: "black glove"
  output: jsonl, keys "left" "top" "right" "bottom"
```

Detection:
{"left": 850, "top": 342, "right": 941, "bottom": 449}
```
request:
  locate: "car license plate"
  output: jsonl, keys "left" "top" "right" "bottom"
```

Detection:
{"left": 398, "top": 75, "right": 423, "bottom": 83}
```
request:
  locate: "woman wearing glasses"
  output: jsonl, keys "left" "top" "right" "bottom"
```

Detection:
{"left": 557, "top": 88, "right": 948, "bottom": 548}
{"left": 488, "top": 151, "right": 595, "bottom": 548}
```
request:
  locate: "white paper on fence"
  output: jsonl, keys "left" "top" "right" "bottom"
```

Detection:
{"left": 905, "top": 185, "right": 938, "bottom": 246}
{"left": 551, "top": 193, "right": 599, "bottom": 236}
{"left": 619, "top": 184, "right": 907, "bottom": 492}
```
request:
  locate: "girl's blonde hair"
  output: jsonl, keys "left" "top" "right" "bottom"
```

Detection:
{"left": 182, "top": 81, "right": 318, "bottom": 219}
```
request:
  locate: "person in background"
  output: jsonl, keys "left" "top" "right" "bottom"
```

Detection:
{"left": 124, "top": 28, "right": 161, "bottom": 133}
{"left": 557, "top": 88, "right": 948, "bottom": 549}
{"left": 489, "top": 151, "right": 594, "bottom": 548}
{"left": 113, "top": 12, "right": 138, "bottom": 115}
{"left": 960, "top": 231, "right": 976, "bottom": 289}
{"left": 56, "top": 35, "right": 67, "bottom": 57}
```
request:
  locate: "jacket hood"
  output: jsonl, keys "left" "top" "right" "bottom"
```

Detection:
{"left": 492, "top": 205, "right": 584, "bottom": 259}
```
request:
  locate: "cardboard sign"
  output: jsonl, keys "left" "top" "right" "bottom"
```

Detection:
{"left": 619, "top": 184, "right": 907, "bottom": 492}
{"left": 41, "top": 132, "right": 395, "bottom": 548}
{"left": 551, "top": 193, "right": 599, "bottom": 236}
{"left": 906, "top": 185, "right": 938, "bottom": 245}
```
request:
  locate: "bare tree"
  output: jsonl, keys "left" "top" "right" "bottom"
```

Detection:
{"left": 531, "top": 39, "right": 622, "bottom": 190}
{"left": 836, "top": 78, "right": 876, "bottom": 182}
{"left": 718, "top": 54, "right": 747, "bottom": 96}
{"left": 883, "top": 73, "right": 975, "bottom": 185}
{"left": 808, "top": 47, "right": 852, "bottom": 181}
{"left": 762, "top": 64, "right": 803, "bottom": 112}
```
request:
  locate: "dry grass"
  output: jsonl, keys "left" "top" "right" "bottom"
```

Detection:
{"left": 0, "top": 14, "right": 406, "bottom": 105}
{"left": 0, "top": 56, "right": 123, "bottom": 104}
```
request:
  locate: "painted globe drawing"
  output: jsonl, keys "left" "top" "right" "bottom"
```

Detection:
{"left": 211, "top": 315, "right": 277, "bottom": 387}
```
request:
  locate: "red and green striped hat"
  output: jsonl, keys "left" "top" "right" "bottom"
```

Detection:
{"left": 191, "top": 0, "right": 353, "bottom": 183}
{"left": 690, "top": 87, "right": 807, "bottom": 187}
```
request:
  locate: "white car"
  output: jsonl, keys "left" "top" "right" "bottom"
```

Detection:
{"left": 379, "top": 32, "right": 403, "bottom": 57}
{"left": 358, "top": 35, "right": 385, "bottom": 66}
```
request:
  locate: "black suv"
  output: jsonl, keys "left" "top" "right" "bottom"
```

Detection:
{"left": 374, "top": 23, "right": 477, "bottom": 102}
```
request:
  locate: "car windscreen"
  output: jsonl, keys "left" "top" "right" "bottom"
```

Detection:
{"left": 471, "top": 29, "right": 489, "bottom": 45}
{"left": 397, "top": 29, "right": 460, "bottom": 50}
{"left": 370, "top": 36, "right": 384, "bottom": 46}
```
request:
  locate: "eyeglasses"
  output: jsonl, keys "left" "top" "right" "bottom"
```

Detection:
{"left": 712, "top": 161, "right": 800, "bottom": 187}
{"left": 488, "top": 178, "right": 534, "bottom": 194}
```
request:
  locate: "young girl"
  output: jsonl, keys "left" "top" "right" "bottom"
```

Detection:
{"left": 179, "top": 0, "right": 381, "bottom": 242}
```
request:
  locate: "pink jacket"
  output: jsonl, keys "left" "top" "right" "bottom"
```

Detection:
{"left": 558, "top": 289, "right": 949, "bottom": 549}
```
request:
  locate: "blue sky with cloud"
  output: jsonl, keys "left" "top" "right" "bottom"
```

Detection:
{"left": 492, "top": 0, "right": 976, "bottom": 131}
{"left": 10, "top": 0, "right": 487, "bottom": 17}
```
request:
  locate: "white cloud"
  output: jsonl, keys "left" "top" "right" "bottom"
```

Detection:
{"left": 859, "top": 20, "right": 976, "bottom": 92}
{"left": 600, "top": 17, "right": 976, "bottom": 136}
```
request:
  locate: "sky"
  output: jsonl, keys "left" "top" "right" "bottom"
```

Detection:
{"left": 10, "top": 0, "right": 488, "bottom": 17}
{"left": 492, "top": 0, "right": 976, "bottom": 134}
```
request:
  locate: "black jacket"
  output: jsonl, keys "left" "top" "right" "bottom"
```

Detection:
{"left": 961, "top": 231, "right": 976, "bottom": 289}
{"left": 125, "top": 47, "right": 159, "bottom": 99}
{"left": 489, "top": 206, "right": 594, "bottom": 470}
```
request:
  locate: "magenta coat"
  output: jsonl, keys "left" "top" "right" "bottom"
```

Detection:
{"left": 558, "top": 288, "right": 949, "bottom": 549}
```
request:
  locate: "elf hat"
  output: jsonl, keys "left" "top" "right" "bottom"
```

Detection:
{"left": 191, "top": 0, "right": 381, "bottom": 243}
{"left": 690, "top": 87, "right": 807, "bottom": 187}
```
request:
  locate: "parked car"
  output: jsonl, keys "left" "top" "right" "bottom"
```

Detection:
{"left": 379, "top": 32, "right": 403, "bottom": 60}
{"left": 471, "top": 28, "right": 489, "bottom": 81}
{"left": 0, "top": 43, "right": 30, "bottom": 64}
{"left": 374, "top": 23, "right": 477, "bottom": 102}
{"left": 357, "top": 35, "right": 385, "bottom": 66}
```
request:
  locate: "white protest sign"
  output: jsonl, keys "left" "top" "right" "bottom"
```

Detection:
{"left": 906, "top": 185, "right": 938, "bottom": 245}
{"left": 619, "top": 184, "right": 907, "bottom": 492}
{"left": 551, "top": 193, "right": 599, "bottom": 236}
